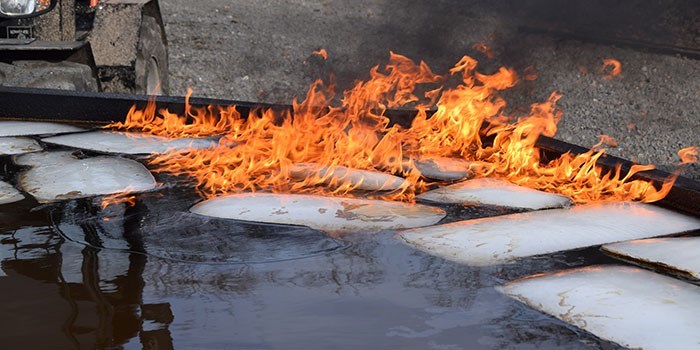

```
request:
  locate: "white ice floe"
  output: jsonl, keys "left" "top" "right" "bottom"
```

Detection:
{"left": 417, "top": 178, "right": 572, "bottom": 209}
{"left": 289, "top": 163, "right": 408, "bottom": 191}
{"left": 42, "top": 130, "right": 216, "bottom": 155}
{"left": 0, "top": 137, "right": 42, "bottom": 155}
{"left": 13, "top": 150, "right": 73, "bottom": 166}
{"left": 0, "top": 121, "right": 85, "bottom": 136}
{"left": 190, "top": 193, "right": 446, "bottom": 234}
{"left": 0, "top": 180, "right": 24, "bottom": 205}
{"left": 16, "top": 151, "right": 157, "bottom": 203}
{"left": 498, "top": 265, "right": 700, "bottom": 350}
{"left": 603, "top": 237, "right": 700, "bottom": 280}
{"left": 412, "top": 157, "right": 475, "bottom": 181}
{"left": 399, "top": 202, "right": 700, "bottom": 266}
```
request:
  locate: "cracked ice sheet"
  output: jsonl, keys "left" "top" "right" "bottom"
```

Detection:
{"left": 498, "top": 265, "right": 700, "bottom": 350}
{"left": 412, "top": 157, "right": 475, "bottom": 181}
{"left": 0, "top": 137, "right": 42, "bottom": 155}
{"left": 399, "top": 202, "right": 700, "bottom": 266}
{"left": 417, "top": 178, "right": 572, "bottom": 210}
{"left": 289, "top": 163, "right": 409, "bottom": 191}
{"left": 42, "top": 130, "right": 217, "bottom": 155}
{"left": 0, "top": 121, "right": 85, "bottom": 137}
{"left": 603, "top": 237, "right": 700, "bottom": 280}
{"left": 0, "top": 180, "right": 24, "bottom": 205}
{"left": 190, "top": 193, "right": 446, "bottom": 234}
{"left": 16, "top": 151, "right": 157, "bottom": 203}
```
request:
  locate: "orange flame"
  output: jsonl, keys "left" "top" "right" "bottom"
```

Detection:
{"left": 602, "top": 58, "right": 622, "bottom": 79}
{"left": 100, "top": 190, "right": 137, "bottom": 209}
{"left": 595, "top": 134, "right": 618, "bottom": 149}
{"left": 313, "top": 49, "right": 328, "bottom": 60}
{"left": 679, "top": 146, "right": 699, "bottom": 164}
{"left": 116, "top": 53, "right": 691, "bottom": 204}
{"left": 105, "top": 89, "right": 240, "bottom": 138}
{"left": 522, "top": 66, "right": 538, "bottom": 81}
{"left": 472, "top": 33, "right": 495, "bottom": 59}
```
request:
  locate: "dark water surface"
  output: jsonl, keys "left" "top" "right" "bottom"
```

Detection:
{"left": 0, "top": 171, "right": 624, "bottom": 349}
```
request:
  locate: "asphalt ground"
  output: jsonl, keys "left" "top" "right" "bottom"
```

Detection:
{"left": 159, "top": 0, "right": 700, "bottom": 180}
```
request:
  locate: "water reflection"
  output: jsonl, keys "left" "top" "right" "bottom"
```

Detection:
{"left": 53, "top": 189, "right": 347, "bottom": 264}
{"left": 1, "top": 189, "right": 622, "bottom": 349}
{"left": 0, "top": 200, "right": 174, "bottom": 349}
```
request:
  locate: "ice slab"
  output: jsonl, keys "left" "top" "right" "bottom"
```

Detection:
{"left": 42, "top": 130, "right": 216, "bottom": 155}
{"left": 399, "top": 202, "right": 700, "bottom": 266}
{"left": 498, "top": 265, "right": 700, "bottom": 350}
{"left": 412, "top": 157, "right": 475, "bottom": 181}
{"left": 603, "top": 237, "right": 700, "bottom": 280}
{"left": 289, "top": 163, "right": 408, "bottom": 191}
{"left": 16, "top": 151, "right": 157, "bottom": 203}
{"left": 417, "top": 178, "right": 572, "bottom": 209}
{"left": 0, "top": 180, "right": 24, "bottom": 205}
{"left": 190, "top": 193, "right": 446, "bottom": 234}
{"left": 0, "top": 137, "right": 42, "bottom": 155}
{"left": 0, "top": 121, "right": 85, "bottom": 136}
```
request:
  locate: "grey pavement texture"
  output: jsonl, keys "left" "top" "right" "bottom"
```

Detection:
{"left": 159, "top": 0, "right": 700, "bottom": 180}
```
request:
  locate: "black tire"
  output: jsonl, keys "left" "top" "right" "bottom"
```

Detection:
{"left": 134, "top": 15, "right": 169, "bottom": 95}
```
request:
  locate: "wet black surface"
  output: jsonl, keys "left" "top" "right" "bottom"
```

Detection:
{"left": 0, "top": 154, "right": 629, "bottom": 349}
{"left": 52, "top": 187, "right": 347, "bottom": 264}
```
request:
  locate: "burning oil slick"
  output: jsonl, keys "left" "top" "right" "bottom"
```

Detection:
{"left": 107, "top": 53, "right": 696, "bottom": 205}
{"left": 0, "top": 51, "right": 699, "bottom": 349}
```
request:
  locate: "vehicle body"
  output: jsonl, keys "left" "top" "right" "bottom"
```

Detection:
{"left": 0, "top": 0, "right": 168, "bottom": 94}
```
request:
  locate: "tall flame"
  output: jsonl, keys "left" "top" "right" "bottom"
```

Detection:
{"left": 116, "top": 53, "right": 694, "bottom": 204}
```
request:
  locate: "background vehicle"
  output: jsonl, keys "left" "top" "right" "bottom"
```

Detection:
{"left": 0, "top": 0, "right": 168, "bottom": 94}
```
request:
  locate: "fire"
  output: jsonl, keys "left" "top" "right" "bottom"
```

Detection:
{"left": 602, "top": 58, "right": 622, "bottom": 79}
{"left": 472, "top": 33, "right": 495, "bottom": 59}
{"left": 105, "top": 89, "right": 240, "bottom": 138}
{"left": 679, "top": 146, "right": 699, "bottom": 164}
{"left": 472, "top": 43, "right": 494, "bottom": 59}
{"left": 522, "top": 66, "right": 538, "bottom": 81}
{"left": 100, "top": 189, "right": 137, "bottom": 209}
{"left": 115, "top": 53, "right": 694, "bottom": 204}
{"left": 313, "top": 49, "right": 328, "bottom": 60}
{"left": 595, "top": 134, "right": 618, "bottom": 149}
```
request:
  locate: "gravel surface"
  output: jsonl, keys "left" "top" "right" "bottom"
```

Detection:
{"left": 159, "top": 0, "right": 700, "bottom": 180}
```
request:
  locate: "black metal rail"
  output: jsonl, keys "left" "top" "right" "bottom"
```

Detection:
{"left": 1, "top": 86, "right": 699, "bottom": 216}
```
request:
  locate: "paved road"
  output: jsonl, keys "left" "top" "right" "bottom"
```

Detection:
{"left": 159, "top": 0, "right": 700, "bottom": 180}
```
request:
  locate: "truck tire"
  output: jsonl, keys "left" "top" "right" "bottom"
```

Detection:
{"left": 134, "top": 15, "right": 169, "bottom": 95}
